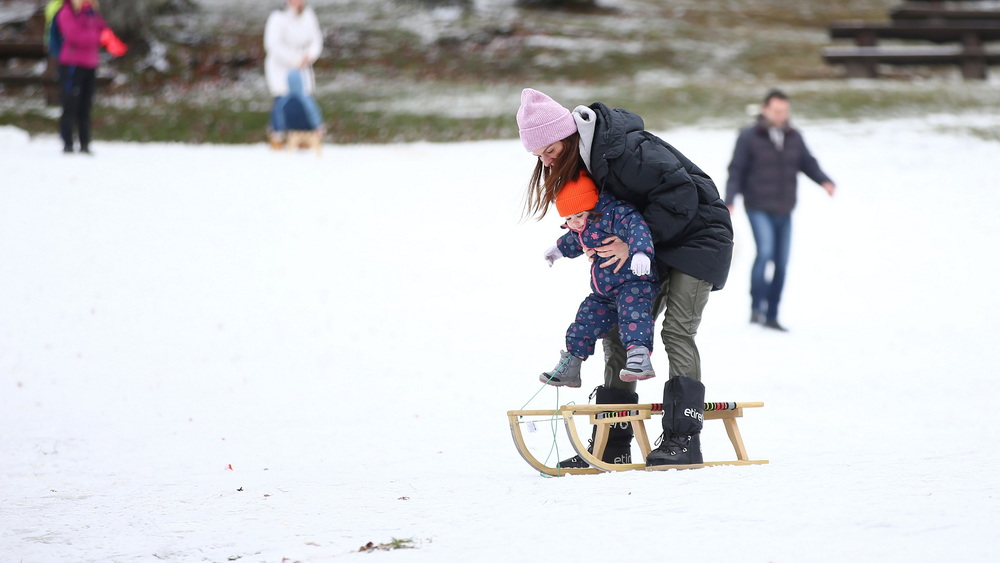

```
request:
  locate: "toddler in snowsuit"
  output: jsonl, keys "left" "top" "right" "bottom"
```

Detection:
{"left": 541, "top": 172, "right": 659, "bottom": 388}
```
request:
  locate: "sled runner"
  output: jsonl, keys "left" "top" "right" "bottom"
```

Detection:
{"left": 269, "top": 129, "right": 323, "bottom": 155}
{"left": 285, "top": 130, "right": 322, "bottom": 155}
{"left": 507, "top": 401, "right": 767, "bottom": 476}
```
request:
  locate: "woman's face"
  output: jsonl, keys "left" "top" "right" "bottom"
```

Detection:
{"left": 288, "top": 0, "right": 305, "bottom": 12}
{"left": 531, "top": 141, "right": 565, "bottom": 168}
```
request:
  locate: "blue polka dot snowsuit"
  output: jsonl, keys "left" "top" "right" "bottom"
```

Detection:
{"left": 556, "top": 192, "right": 658, "bottom": 359}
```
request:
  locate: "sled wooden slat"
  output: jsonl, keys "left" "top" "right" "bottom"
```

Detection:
{"left": 633, "top": 414, "right": 653, "bottom": 459}
{"left": 506, "top": 410, "right": 600, "bottom": 476}
{"left": 724, "top": 416, "right": 750, "bottom": 461}
{"left": 508, "top": 401, "right": 767, "bottom": 476}
{"left": 560, "top": 402, "right": 765, "bottom": 413}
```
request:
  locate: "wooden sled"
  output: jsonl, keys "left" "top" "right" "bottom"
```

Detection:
{"left": 285, "top": 130, "right": 322, "bottom": 156}
{"left": 508, "top": 402, "right": 767, "bottom": 476}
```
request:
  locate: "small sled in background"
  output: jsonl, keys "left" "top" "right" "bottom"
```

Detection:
{"left": 508, "top": 401, "right": 767, "bottom": 476}
{"left": 285, "top": 130, "right": 322, "bottom": 155}
{"left": 268, "top": 97, "right": 323, "bottom": 156}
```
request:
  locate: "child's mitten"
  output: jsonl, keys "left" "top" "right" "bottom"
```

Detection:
{"left": 543, "top": 245, "right": 563, "bottom": 266}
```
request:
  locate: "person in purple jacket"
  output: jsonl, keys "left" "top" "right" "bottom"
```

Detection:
{"left": 540, "top": 171, "right": 659, "bottom": 389}
{"left": 55, "top": 0, "right": 115, "bottom": 154}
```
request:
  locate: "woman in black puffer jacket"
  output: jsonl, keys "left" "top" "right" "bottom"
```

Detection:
{"left": 517, "top": 88, "right": 733, "bottom": 469}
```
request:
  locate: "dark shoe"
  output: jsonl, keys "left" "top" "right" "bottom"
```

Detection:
{"left": 647, "top": 376, "right": 705, "bottom": 468}
{"left": 750, "top": 310, "right": 765, "bottom": 324}
{"left": 763, "top": 319, "right": 788, "bottom": 332}
{"left": 557, "top": 439, "right": 632, "bottom": 469}
{"left": 646, "top": 433, "right": 703, "bottom": 467}
{"left": 63, "top": 144, "right": 73, "bottom": 153}
{"left": 557, "top": 385, "right": 637, "bottom": 468}
{"left": 557, "top": 452, "right": 589, "bottom": 469}
{"left": 80, "top": 146, "right": 92, "bottom": 155}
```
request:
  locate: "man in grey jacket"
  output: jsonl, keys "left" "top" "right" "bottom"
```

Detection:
{"left": 725, "top": 89, "right": 836, "bottom": 331}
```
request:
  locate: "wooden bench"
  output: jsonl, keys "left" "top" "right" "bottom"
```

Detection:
{"left": 508, "top": 401, "right": 767, "bottom": 476}
{"left": 0, "top": 39, "right": 45, "bottom": 59}
{"left": 0, "top": 48, "right": 115, "bottom": 104}
{"left": 0, "top": 6, "right": 109, "bottom": 105}
{"left": 0, "top": 5, "right": 57, "bottom": 104}
{"left": 829, "top": 21, "right": 1000, "bottom": 45}
{"left": 824, "top": 1, "right": 1000, "bottom": 79}
{"left": 823, "top": 44, "right": 998, "bottom": 79}
{"left": 891, "top": 5, "right": 1000, "bottom": 24}
{"left": 0, "top": 66, "right": 114, "bottom": 105}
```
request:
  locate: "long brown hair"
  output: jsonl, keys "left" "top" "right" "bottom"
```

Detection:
{"left": 521, "top": 133, "right": 586, "bottom": 221}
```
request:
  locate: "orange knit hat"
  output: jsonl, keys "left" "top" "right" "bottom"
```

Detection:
{"left": 556, "top": 173, "right": 599, "bottom": 217}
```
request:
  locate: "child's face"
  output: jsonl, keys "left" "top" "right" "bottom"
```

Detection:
{"left": 564, "top": 210, "right": 589, "bottom": 232}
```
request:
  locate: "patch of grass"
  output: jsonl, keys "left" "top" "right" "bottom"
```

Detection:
{"left": 94, "top": 103, "right": 272, "bottom": 144}
{"left": 325, "top": 110, "right": 515, "bottom": 144}
{"left": 5, "top": 78, "right": 997, "bottom": 145}
{"left": 358, "top": 537, "right": 418, "bottom": 552}
{"left": 785, "top": 83, "right": 1000, "bottom": 122}
{"left": 0, "top": 109, "right": 55, "bottom": 137}
{"left": 968, "top": 126, "right": 1000, "bottom": 142}
{"left": 0, "top": 92, "right": 515, "bottom": 144}
{"left": 936, "top": 125, "right": 1000, "bottom": 142}
{"left": 2, "top": 0, "right": 998, "bottom": 144}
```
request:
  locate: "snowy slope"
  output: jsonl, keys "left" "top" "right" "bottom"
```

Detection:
{"left": 1, "top": 116, "right": 998, "bottom": 562}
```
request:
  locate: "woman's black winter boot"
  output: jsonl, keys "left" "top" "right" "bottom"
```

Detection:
{"left": 646, "top": 376, "right": 705, "bottom": 468}
{"left": 557, "top": 385, "right": 638, "bottom": 468}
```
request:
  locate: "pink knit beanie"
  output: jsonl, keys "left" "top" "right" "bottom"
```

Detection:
{"left": 516, "top": 88, "right": 578, "bottom": 152}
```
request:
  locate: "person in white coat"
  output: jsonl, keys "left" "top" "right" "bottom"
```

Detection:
{"left": 264, "top": 0, "right": 323, "bottom": 142}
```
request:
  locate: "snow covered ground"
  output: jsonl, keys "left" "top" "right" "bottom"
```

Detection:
{"left": 1, "top": 114, "right": 998, "bottom": 562}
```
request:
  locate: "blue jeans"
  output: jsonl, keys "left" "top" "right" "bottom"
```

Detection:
{"left": 746, "top": 210, "right": 792, "bottom": 321}
{"left": 270, "top": 69, "right": 323, "bottom": 132}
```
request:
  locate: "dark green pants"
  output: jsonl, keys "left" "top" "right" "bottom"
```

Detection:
{"left": 603, "top": 268, "right": 713, "bottom": 392}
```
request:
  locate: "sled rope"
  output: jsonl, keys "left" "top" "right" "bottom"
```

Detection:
{"left": 539, "top": 386, "right": 570, "bottom": 478}
{"left": 517, "top": 381, "right": 581, "bottom": 477}
{"left": 518, "top": 377, "right": 556, "bottom": 411}
{"left": 515, "top": 380, "right": 564, "bottom": 476}
{"left": 544, "top": 389, "right": 562, "bottom": 478}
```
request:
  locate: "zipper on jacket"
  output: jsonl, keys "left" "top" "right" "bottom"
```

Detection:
{"left": 577, "top": 230, "right": 605, "bottom": 296}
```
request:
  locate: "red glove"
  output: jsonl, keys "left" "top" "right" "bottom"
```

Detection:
{"left": 100, "top": 28, "right": 128, "bottom": 57}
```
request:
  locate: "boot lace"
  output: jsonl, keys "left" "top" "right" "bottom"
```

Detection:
{"left": 653, "top": 432, "right": 689, "bottom": 454}
{"left": 551, "top": 353, "right": 570, "bottom": 374}
{"left": 542, "top": 352, "right": 571, "bottom": 384}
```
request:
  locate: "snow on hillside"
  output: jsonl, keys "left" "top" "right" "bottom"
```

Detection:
{"left": 1, "top": 114, "right": 998, "bottom": 561}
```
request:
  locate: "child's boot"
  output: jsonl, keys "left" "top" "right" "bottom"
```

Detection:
{"left": 619, "top": 345, "right": 655, "bottom": 382}
{"left": 539, "top": 350, "right": 583, "bottom": 388}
